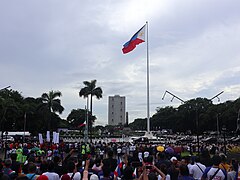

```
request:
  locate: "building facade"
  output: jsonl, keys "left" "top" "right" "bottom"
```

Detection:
{"left": 108, "top": 95, "right": 126, "bottom": 126}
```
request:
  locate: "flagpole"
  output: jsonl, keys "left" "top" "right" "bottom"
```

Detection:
{"left": 146, "top": 21, "right": 150, "bottom": 133}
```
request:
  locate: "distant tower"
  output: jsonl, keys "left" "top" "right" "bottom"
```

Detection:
{"left": 108, "top": 95, "right": 126, "bottom": 126}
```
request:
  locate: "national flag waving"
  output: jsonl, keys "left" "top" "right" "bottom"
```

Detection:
{"left": 78, "top": 123, "right": 86, "bottom": 128}
{"left": 122, "top": 24, "right": 146, "bottom": 54}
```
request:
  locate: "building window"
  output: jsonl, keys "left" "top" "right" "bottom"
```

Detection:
{"left": 112, "top": 119, "right": 114, "bottom": 122}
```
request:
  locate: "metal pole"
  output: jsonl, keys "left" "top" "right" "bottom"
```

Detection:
{"left": 217, "top": 114, "right": 219, "bottom": 137}
{"left": 85, "top": 96, "right": 89, "bottom": 143}
{"left": 146, "top": 21, "right": 150, "bottom": 133}
{"left": 196, "top": 107, "right": 200, "bottom": 155}
{"left": 23, "top": 112, "right": 26, "bottom": 143}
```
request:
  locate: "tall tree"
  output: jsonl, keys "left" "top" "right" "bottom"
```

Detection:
{"left": 67, "top": 108, "right": 96, "bottom": 129}
{"left": 39, "top": 90, "right": 64, "bottom": 130}
{"left": 79, "top": 80, "right": 103, "bottom": 136}
{"left": 0, "top": 89, "right": 19, "bottom": 137}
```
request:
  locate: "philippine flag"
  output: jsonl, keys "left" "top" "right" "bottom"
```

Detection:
{"left": 122, "top": 24, "right": 146, "bottom": 54}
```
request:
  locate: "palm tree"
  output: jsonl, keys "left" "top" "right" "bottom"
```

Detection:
{"left": 39, "top": 90, "right": 64, "bottom": 130}
{"left": 79, "top": 80, "right": 103, "bottom": 136}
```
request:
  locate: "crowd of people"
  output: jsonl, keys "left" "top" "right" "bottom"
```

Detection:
{"left": 0, "top": 140, "right": 239, "bottom": 180}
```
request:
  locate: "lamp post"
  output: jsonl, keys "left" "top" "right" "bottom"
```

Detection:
{"left": 236, "top": 109, "right": 240, "bottom": 135}
{"left": 4, "top": 131, "right": 8, "bottom": 159}
{"left": 195, "top": 106, "right": 200, "bottom": 155}
{"left": 222, "top": 125, "right": 226, "bottom": 155}
{"left": 162, "top": 90, "right": 224, "bottom": 155}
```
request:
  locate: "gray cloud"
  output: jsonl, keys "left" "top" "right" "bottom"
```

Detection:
{"left": 1, "top": 0, "right": 240, "bottom": 125}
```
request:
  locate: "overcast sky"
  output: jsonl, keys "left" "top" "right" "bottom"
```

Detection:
{"left": 1, "top": 0, "right": 240, "bottom": 126}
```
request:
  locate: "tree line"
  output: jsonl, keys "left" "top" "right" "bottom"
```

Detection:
{"left": 1, "top": 81, "right": 240, "bottom": 136}
{"left": 129, "top": 97, "right": 240, "bottom": 134}
{"left": 0, "top": 80, "right": 102, "bottom": 135}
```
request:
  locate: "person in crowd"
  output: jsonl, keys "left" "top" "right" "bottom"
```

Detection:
{"left": 42, "top": 161, "right": 60, "bottom": 180}
{"left": 82, "top": 159, "right": 90, "bottom": 180}
{"left": 200, "top": 149, "right": 212, "bottom": 167}
{"left": 3, "top": 158, "right": 18, "bottom": 179}
{"left": 25, "top": 162, "right": 40, "bottom": 180}
{"left": 201, "top": 155, "right": 227, "bottom": 180}
{"left": 159, "top": 164, "right": 171, "bottom": 180}
{"left": 10, "top": 153, "right": 22, "bottom": 175}
{"left": 155, "top": 152, "right": 171, "bottom": 169}
{"left": 178, "top": 164, "right": 194, "bottom": 180}
{"left": 0, "top": 162, "right": 10, "bottom": 180}
{"left": 227, "top": 159, "right": 238, "bottom": 180}
{"left": 66, "top": 161, "right": 81, "bottom": 180}
{"left": 219, "top": 154, "right": 230, "bottom": 172}
{"left": 38, "top": 175, "right": 49, "bottom": 180}
{"left": 102, "top": 150, "right": 118, "bottom": 173}
{"left": 189, "top": 156, "right": 206, "bottom": 180}
{"left": 92, "top": 157, "right": 102, "bottom": 173}
{"left": 53, "top": 156, "right": 64, "bottom": 177}
{"left": 168, "top": 157, "right": 179, "bottom": 180}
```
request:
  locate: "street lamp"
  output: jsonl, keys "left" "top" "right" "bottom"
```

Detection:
{"left": 0, "top": 86, "right": 11, "bottom": 91}
{"left": 222, "top": 125, "right": 227, "bottom": 155}
{"left": 4, "top": 131, "right": 8, "bottom": 159}
{"left": 162, "top": 90, "right": 224, "bottom": 155}
{"left": 236, "top": 109, "right": 240, "bottom": 135}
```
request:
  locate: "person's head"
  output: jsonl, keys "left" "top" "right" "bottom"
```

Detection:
{"left": 10, "top": 153, "right": 17, "bottom": 161}
{"left": 107, "top": 150, "right": 113, "bottom": 158}
{"left": 122, "top": 166, "right": 134, "bottom": 180}
{"left": 102, "top": 165, "right": 111, "bottom": 178}
{"left": 95, "top": 157, "right": 101, "bottom": 167}
{"left": 179, "top": 164, "right": 190, "bottom": 176}
{"left": 28, "top": 162, "right": 37, "bottom": 173}
{"left": 231, "top": 160, "right": 238, "bottom": 172}
{"left": 61, "top": 174, "right": 71, "bottom": 180}
{"left": 212, "top": 155, "right": 222, "bottom": 166}
{"left": 4, "top": 159, "right": 12, "bottom": 168}
{"left": 38, "top": 175, "right": 49, "bottom": 180}
{"left": 219, "top": 153, "right": 227, "bottom": 163}
{"left": 53, "top": 156, "right": 60, "bottom": 164}
{"left": 170, "top": 157, "right": 178, "bottom": 165}
{"left": 157, "top": 152, "right": 165, "bottom": 160}
{"left": 195, "top": 156, "right": 201, "bottom": 163}
{"left": 90, "top": 174, "right": 99, "bottom": 180}
{"left": 159, "top": 164, "right": 168, "bottom": 175}
{"left": 67, "top": 161, "right": 76, "bottom": 173}
{"left": 47, "top": 161, "right": 55, "bottom": 171}
{"left": 148, "top": 172, "right": 157, "bottom": 180}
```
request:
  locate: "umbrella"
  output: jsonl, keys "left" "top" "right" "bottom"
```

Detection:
{"left": 165, "top": 147, "right": 174, "bottom": 154}
{"left": 31, "top": 147, "right": 40, "bottom": 152}
{"left": 157, "top": 146, "right": 164, "bottom": 152}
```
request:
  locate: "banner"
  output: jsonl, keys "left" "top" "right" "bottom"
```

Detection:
{"left": 46, "top": 131, "right": 50, "bottom": 142}
{"left": 39, "top": 133, "right": 43, "bottom": 144}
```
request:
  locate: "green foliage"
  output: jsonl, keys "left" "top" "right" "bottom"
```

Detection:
{"left": 67, "top": 108, "right": 96, "bottom": 129}
{"left": 130, "top": 97, "right": 240, "bottom": 133}
{"left": 79, "top": 80, "right": 103, "bottom": 136}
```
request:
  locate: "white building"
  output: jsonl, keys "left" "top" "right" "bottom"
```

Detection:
{"left": 108, "top": 95, "right": 126, "bottom": 126}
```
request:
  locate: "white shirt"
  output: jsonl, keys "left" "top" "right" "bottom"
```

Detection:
{"left": 158, "top": 174, "right": 170, "bottom": 180}
{"left": 43, "top": 172, "right": 59, "bottom": 180}
{"left": 67, "top": 172, "right": 81, "bottom": 180}
{"left": 190, "top": 163, "right": 206, "bottom": 180}
{"left": 205, "top": 167, "right": 225, "bottom": 180}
